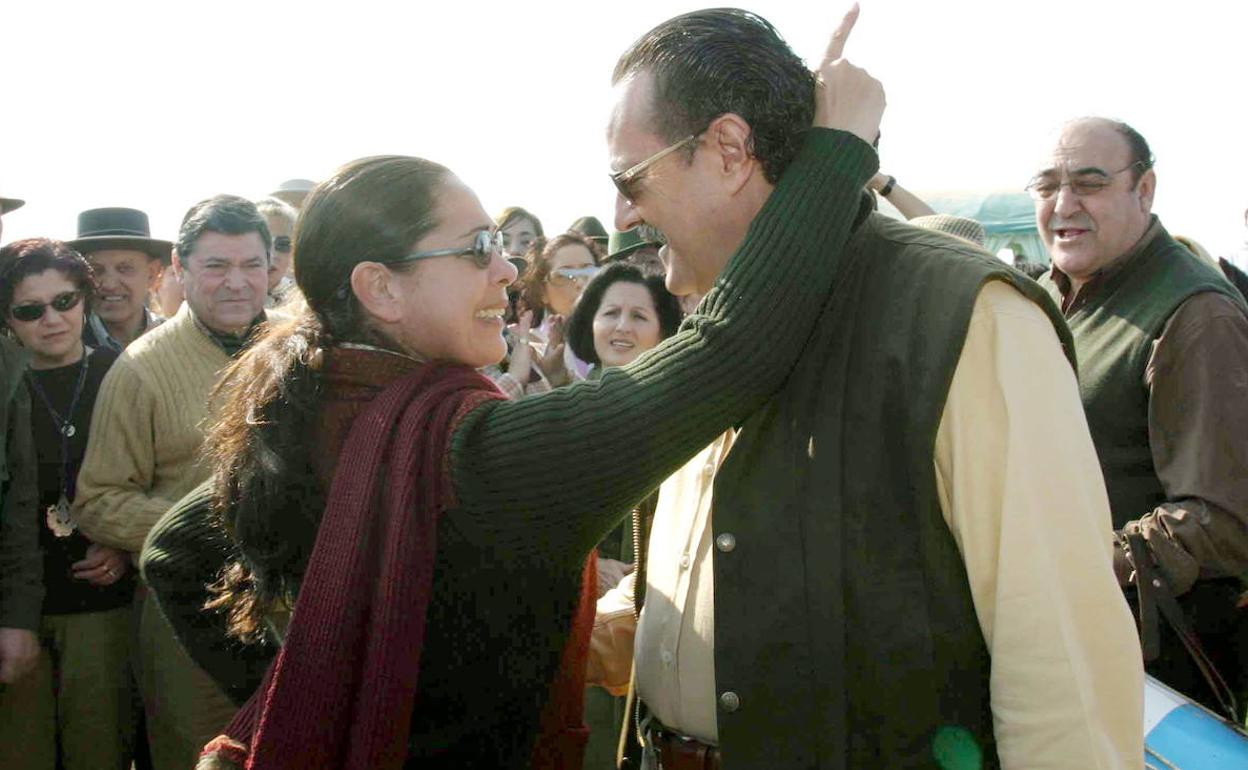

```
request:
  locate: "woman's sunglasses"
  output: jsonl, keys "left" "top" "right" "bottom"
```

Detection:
{"left": 547, "top": 266, "right": 600, "bottom": 288}
{"left": 9, "top": 291, "right": 84, "bottom": 323}
{"left": 273, "top": 236, "right": 293, "bottom": 254}
{"left": 381, "top": 230, "right": 506, "bottom": 270}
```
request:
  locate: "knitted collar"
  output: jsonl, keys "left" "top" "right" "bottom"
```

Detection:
{"left": 189, "top": 309, "right": 267, "bottom": 358}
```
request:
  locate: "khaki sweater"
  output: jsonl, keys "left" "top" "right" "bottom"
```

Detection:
{"left": 74, "top": 304, "right": 232, "bottom": 554}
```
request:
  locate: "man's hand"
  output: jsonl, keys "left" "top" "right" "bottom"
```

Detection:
{"left": 72, "top": 542, "right": 129, "bottom": 587}
{"left": 0, "top": 627, "right": 40, "bottom": 684}
{"left": 814, "top": 4, "right": 886, "bottom": 146}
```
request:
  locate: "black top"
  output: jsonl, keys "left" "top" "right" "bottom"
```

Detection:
{"left": 27, "top": 347, "right": 133, "bottom": 615}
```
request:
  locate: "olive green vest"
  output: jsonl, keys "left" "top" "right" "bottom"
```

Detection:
{"left": 711, "top": 211, "right": 1071, "bottom": 769}
{"left": 1041, "top": 220, "right": 1242, "bottom": 527}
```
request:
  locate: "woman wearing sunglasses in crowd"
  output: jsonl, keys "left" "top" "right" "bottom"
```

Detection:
{"left": 140, "top": 59, "right": 883, "bottom": 769}
{"left": 514, "top": 232, "right": 602, "bottom": 386}
{"left": 0, "top": 239, "right": 135, "bottom": 770}
{"left": 256, "top": 197, "right": 300, "bottom": 308}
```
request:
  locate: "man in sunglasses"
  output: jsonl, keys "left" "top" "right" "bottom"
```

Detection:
{"left": 68, "top": 207, "right": 170, "bottom": 352}
{"left": 74, "top": 195, "right": 276, "bottom": 770}
{"left": 593, "top": 8, "right": 1141, "bottom": 769}
{"left": 1033, "top": 117, "right": 1248, "bottom": 720}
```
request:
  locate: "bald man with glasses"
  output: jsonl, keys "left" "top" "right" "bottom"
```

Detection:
{"left": 1032, "top": 117, "right": 1248, "bottom": 721}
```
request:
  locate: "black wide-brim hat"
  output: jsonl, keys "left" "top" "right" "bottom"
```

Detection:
{"left": 0, "top": 197, "right": 24, "bottom": 214}
{"left": 67, "top": 207, "right": 172, "bottom": 265}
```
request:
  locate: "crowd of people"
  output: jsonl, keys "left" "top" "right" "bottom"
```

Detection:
{"left": 1, "top": 6, "right": 1246, "bottom": 770}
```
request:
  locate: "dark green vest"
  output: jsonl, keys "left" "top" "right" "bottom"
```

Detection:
{"left": 1040, "top": 221, "right": 1241, "bottom": 527}
{"left": 712, "top": 212, "right": 1071, "bottom": 769}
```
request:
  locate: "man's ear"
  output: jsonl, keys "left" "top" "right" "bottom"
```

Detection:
{"left": 1136, "top": 167, "right": 1156, "bottom": 214}
{"left": 707, "top": 113, "right": 757, "bottom": 192}
{"left": 350, "top": 262, "right": 403, "bottom": 323}
{"left": 171, "top": 251, "right": 186, "bottom": 282}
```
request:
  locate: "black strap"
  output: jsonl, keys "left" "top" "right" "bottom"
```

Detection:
{"left": 1128, "top": 532, "right": 1239, "bottom": 722}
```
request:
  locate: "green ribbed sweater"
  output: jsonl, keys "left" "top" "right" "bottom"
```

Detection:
{"left": 142, "top": 128, "right": 877, "bottom": 765}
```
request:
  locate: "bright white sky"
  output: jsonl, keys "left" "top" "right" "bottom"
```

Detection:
{"left": 4, "top": 0, "right": 1246, "bottom": 262}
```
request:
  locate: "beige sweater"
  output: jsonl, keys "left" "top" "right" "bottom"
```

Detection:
{"left": 74, "top": 305, "right": 233, "bottom": 554}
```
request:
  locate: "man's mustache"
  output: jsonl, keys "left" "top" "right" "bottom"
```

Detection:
{"left": 1048, "top": 215, "right": 1095, "bottom": 232}
{"left": 637, "top": 224, "right": 667, "bottom": 245}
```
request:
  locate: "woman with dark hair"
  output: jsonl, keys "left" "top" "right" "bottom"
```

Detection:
{"left": 567, "top": 262, "right": 682, "bottom": 373}
{"left": 141, "top": 76, "right": 880, "bottom": 768}
{"left": 0, "top": 238, "right": 134, "bottom": 770}
{"left": 565, "top": 261, "right": 682, "bottom": 767}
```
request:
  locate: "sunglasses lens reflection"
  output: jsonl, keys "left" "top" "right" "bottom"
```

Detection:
{"left": 11, "top": 291, "right": 81, "bottom": 322}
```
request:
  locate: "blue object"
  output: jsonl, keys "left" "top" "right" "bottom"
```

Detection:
{"left": 1146, "top": 704, "right": 1248, "bottom": 768}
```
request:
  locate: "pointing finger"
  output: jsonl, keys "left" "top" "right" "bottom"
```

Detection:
{"left": 820, "top": 3, "right": 860, "bottom": 68}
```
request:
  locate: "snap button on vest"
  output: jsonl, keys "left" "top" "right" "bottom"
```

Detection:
{"left": 715, "top": 533, "right": 736, "bottom": 553}
{"left": 719, "top": 691, "right": 741, "bottom": 712}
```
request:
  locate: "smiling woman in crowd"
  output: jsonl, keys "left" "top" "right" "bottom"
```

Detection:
{"left": 515, "top": 232, "right": 602, "bottom": 384}
{"left": 0, "top": 238, "right": 134, "bottom": 770}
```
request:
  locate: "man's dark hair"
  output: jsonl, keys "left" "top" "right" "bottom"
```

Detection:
{"left": 177, "top": 194, "right": 272, "bottom": 261}
{"left": 613, "top": 8, "right": 815, "bottom": 184}
{"left": 1108, "top": 119, "right": 1154, "bottom": 185}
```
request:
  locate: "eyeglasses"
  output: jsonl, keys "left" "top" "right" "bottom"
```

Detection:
{"left": 9, "top": 291, "right": 83, "bottom": 323}
{"left": 547, "top": 266, "right": 599, "bottom": 287}
{"left": 1025, "top": 160, "right": 1150, "bottom": 201}
{"left": 610, "top": 133, "right": 702, "bottom": 204}
{"left": 273, "top": 236, "right": 292, "bottom": 254}
{"left": 381, "top": 230, "right": 506, "bottom": 270}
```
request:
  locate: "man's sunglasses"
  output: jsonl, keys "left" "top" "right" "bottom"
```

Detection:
{"left": 379, "top": 230, "right": 505, "bottom": 270}
{"left": 9, "top": 291, "right": 84, "bottom": 323}
{"left": 610, "top": 133, "right": 701, "bottom": 204}
{"left": 273, "top": 236, "right": 293, "bottom": 254}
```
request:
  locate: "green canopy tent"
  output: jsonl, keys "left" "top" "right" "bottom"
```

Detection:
{"left": 880, "top": 191, "right": 1049, "bottom": 267}
{"left": 921, "top": 191, "right": 1047, "bottom": 266}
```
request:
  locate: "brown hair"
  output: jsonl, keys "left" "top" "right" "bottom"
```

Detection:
{"left": 494, "top": 206, "right": 545, "bottom": 238}
{"left": 205, "top": 155, "right": 449, "bottom": 641}
{"left": 515, "top": 232, "right": 602, "bottom": 326}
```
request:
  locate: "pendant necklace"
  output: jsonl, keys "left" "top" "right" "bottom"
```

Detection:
{"left": 26, "top": 353, "right": 90, "bottom": 538}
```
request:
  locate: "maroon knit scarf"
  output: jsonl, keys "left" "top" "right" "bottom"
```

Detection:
{"left": 202, "top": 362, "right": 591, "bottom": 769}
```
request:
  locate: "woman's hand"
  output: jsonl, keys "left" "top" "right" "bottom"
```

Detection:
{"left": 72, "top": 543, "right": 129, "bottom": 587}
{"left": 508, "top": 311, "right": 535, "bottom": 386}
{"left": 813, "top": 4, "right": 885, "bottom": 146}
{"left": 539, "top": 314, "right": 570, "bottom": 387}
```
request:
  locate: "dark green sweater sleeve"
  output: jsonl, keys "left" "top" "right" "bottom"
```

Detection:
{"left": 140, "top": 481, "right": 277, "bottom": 705}
{"left": 0, "top": 381, "right": 44, "bottom": 631}
{"left": 450, "top": 128, "right": 877, "bottom": 563}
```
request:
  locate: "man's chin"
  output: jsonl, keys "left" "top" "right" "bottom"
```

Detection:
{"left": 94, "top": 304, "right": 137, "bottom": 322}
